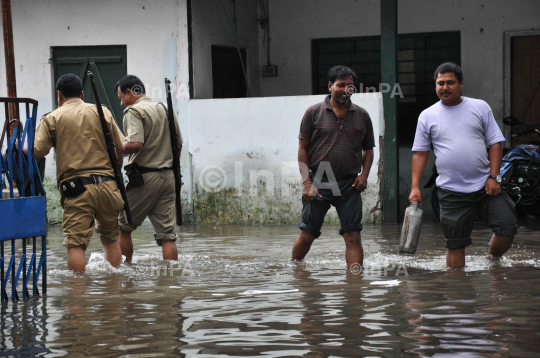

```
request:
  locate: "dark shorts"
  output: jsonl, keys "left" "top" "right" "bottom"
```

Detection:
{"left": 438, "top": 187, "right": 518, "bottom": 250}
{"left": 299, "top": 177, "right": 362, "bottom": 238}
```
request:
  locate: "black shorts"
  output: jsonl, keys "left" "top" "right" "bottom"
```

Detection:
{"left": 438, "top": 188, "right": 518, "bottom": 250}
{"left": 299, "top": 177, "right": 362, "bottom": 238}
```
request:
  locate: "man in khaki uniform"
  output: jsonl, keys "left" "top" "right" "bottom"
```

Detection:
{"left": 32, "top": 74, "right": 125, "bottom": 272}
{"left": 116, "top": 75, "right": 182, "bottom": 262}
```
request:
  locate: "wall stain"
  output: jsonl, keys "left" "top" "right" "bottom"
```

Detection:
{"left": 42, "top": 177, "right": 381, "bottom": 226}
{"left": 194, "top": 180, "right": 380, "bottom": 226}
{"left": 43, "top": 177, "right": 62, "bottom": 225}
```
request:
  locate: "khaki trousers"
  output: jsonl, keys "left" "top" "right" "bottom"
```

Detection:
{"left": 119, "top": 170, "right": 176, "bottom": 245}
{"left": 62, "top": 178, "right": 124, "bottom": 249}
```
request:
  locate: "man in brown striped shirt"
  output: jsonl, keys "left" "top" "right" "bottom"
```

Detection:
{"left": 292, "top": 66, "right": 375, "bottom": 271}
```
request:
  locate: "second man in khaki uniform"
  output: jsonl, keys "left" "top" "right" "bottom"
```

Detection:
{"left": 116, "top": 75, "right": 182, "bottom": 262}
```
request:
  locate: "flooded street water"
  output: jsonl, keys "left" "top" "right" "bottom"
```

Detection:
{"left": 2, "top": 221, "right": 540, "bottom": 357}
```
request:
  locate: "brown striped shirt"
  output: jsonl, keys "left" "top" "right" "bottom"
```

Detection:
{"left": 299, "top": 95, "right": 375, "bottom": 178}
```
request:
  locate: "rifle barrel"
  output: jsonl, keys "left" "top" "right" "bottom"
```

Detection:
{"left": 87, "top": 71, "right": 133, "bottom": 225}
{"left": 165, "top": 78, "right": 183, "bottom": 226}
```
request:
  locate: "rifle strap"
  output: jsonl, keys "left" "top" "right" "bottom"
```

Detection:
{"left": 158, "top": 102, "right": 168, "bottom": 117}
{"left": 125, "top": 106, "right": 145, "bottom": 123}
{"left": 158, "top": 102, "right": 178, "bottom": 148}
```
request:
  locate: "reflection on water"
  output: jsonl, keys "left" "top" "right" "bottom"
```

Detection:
{"left": 1, "top": 222, "right": 540, "bottom": 357}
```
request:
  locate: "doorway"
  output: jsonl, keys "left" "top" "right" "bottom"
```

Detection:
{"left": 211, "top": 45, "right": 248, "bottom": 99}
{"left": 505, "top": 31, "right": 540, "bottom": 146}
{"left": 51, "top": 45, "right": 127, "bottom": 131}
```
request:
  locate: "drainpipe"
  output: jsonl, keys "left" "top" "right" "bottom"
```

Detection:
{"left": 1, "top": 0, "right": 19, "bottom": 133}
{"left": 187, "top": 0, "right": 194, "bottom": 99}
{"left": 381, "top": 0, "right": 399, "bottom": 224}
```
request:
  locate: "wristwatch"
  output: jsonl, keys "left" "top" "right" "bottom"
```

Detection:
{"left": 488, "top": 175, "right": 502, "bottom": 183}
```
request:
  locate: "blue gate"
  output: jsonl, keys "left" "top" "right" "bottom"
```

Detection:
{"left": 0, "top": 97, "right": 47, "bottom": 303}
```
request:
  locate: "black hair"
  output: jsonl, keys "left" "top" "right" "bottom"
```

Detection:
{"left": 115, "top": 75, "right": 146, "bottom": 95}
{"left": 433, "top": 62, "right": 463, "bottom": 83}
{"left": 56, "top": 73, "right": 83, "bottom": 98}
{"left": 328, "top": 65, "right": 358, "bottom": 83}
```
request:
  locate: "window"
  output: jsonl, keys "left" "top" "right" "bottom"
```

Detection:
{"left": 312, "top": 32, "right": 461, "bottom": 145}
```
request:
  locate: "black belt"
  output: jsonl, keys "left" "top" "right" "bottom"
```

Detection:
{"left": 310, "top": 171, "right": 357, "bottom": 182}
{"left": 80, "top": 175, "right": 114, "bottom": 185}
{"left": 333, "top": 175, "right": 356, "bottom": 181}
{"left": 138, "top": 166, "right": 173, "bottom": 174}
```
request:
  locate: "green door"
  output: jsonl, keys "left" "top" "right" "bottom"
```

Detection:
{"left": 52, "top": 45, "right": 127, "bottom": 131}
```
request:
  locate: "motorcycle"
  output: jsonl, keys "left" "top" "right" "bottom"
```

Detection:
{"left": 499, "top": 115, "right": 540, "bottom": 213}
{"left": 426, "top": 115, "right": 540, "bottom": 218}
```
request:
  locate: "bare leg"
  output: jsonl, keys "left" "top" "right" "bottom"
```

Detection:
{"left": 101, "top": 238, "right": 122, "bottom": 267}
{"left": 343, "top": 231, "right": 363, "bottom": 269}
{"left": 446, "top": 248, "right": 465, "bottom": 268}
{"left": 292, "top": 230, "right": 315, "bottom": 262}
{"left": 162, "top": 241, "right": 178, "bottom": 260}
{"left": 488, "top": 234, "right": 514, "bottom": 257}
{"left": 67, "top": 246, "right": 86, "bottom": 273}
{"left": 119, "top": 229, "right": 134, "bottom": 263}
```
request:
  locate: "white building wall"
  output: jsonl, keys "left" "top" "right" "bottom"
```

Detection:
{"left": 191, "top": 0, "right": 260, "bottom": 99}
{"left": 4, "top": 1, "right": 533, "bottom": 224}
{"left": 259, "top": 0, "right": 379, "bottom": 98}
{"left": 259, "top": 0, "right": 540, "bottom": 120}
{"left": 0, "top": 0, "right": 190, "bottom": 223}
{"left": 258, "top": 0, "right": 539, "bottom": 218}
{"left": 187, "top": 93, "right": 383, "bottom": 224}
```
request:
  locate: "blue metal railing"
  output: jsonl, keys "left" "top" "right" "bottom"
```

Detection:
{"left": 0, "top": 97, "right": 47, "bottom": 303}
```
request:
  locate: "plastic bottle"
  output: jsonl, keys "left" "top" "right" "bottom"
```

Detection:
{"left": 399, "top": 201, "right": 422, "bottom": 254}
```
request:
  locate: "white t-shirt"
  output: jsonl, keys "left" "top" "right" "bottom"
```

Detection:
{"left": 412, "top": 97, "right": 505, "bottom": 193}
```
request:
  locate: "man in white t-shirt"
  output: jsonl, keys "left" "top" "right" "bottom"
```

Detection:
{"left": 409, "top": 62, "right": 517, "bottom": 268}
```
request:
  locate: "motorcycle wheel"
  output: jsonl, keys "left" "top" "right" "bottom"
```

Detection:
{"left": 432, "top": 186, "right": 440, "bottom": 219}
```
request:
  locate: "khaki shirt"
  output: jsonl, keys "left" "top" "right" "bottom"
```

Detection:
{"left": 34, "top": 98, "right": 125, "bottom": 185}
{"left": 123, "top": 96, "right": 182, "bottom": 169}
